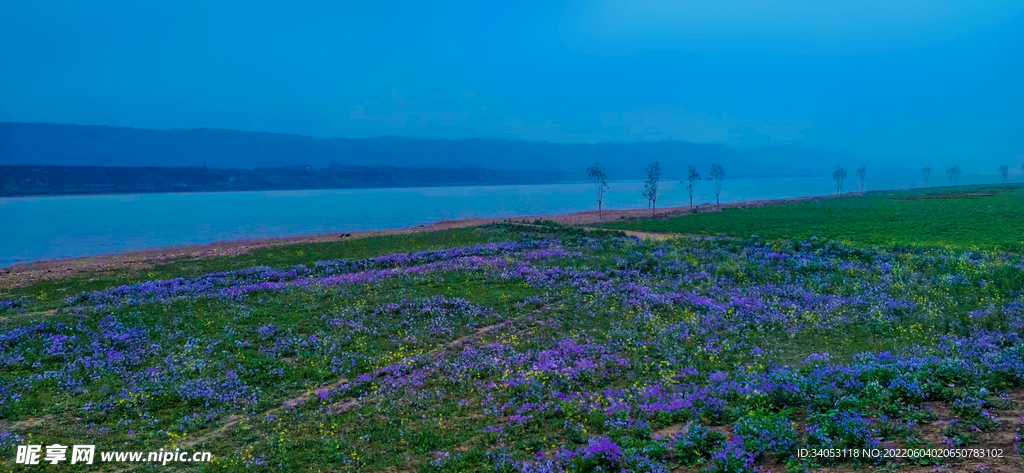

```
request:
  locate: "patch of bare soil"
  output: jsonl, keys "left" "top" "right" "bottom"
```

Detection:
{"left": 0, "top": 414, "right": 54, "bottom": 431}
{"left": 605, "top": 229, "right": 684, "bottom": 241}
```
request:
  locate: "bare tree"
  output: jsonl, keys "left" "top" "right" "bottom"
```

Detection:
{"left": 640, "top": 162, "right": 661, "bottom": 217}
{"left": 707, "top": 164, "right": 725, "bottom": 207}
{"left": 946, "top": 166, "right": 962, "bottom": 185}
{"left": 832, "top": 165, "right": 847, "bottom": 195}
{"left": 999, "top": 164, "right": 1009, "bottom": 183}
{"left": 922, "top": 166, "right": 931, "bottom": 187}
{"left": 856, "top": 165, "right": 867, "bottom": 192}
{"left": 586, "top": 160, "right": 609, "bottom": 218}
{"left": 684, "top": 165, "right": 702, "bottom": 210}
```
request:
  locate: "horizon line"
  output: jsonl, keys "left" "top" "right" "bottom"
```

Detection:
{"left": 0, "top": 120, "right": 830, "bottom": 150}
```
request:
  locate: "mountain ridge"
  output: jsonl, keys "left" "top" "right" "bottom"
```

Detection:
{"left": 0, "top": 122, "right": 859, "bottom": 179}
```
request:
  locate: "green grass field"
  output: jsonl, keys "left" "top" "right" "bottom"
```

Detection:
{"left": 605, "top": 184, "right": 1024, "bottom": 251}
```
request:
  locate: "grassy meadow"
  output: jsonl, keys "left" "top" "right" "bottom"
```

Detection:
{"left": 606, "top": 184, "right": 1024, "bottom": 251}
{"left": 0, "top": 188, "right": 1023, "bottom": 472}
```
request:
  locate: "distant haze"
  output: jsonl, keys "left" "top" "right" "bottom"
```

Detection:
{"left": 1, "top": 1, "right": 1022, "bottom": 170}
{"left": 4, "top": 122, "right": 870, "bottom": 179}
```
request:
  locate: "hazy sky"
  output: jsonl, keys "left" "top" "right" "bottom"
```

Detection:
{"left": 1, "top": 0, "right": 1022, "bottom": 165}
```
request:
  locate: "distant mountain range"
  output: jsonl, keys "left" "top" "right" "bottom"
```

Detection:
{"left": 0, "top": 165, "right": 562, "bottom": 197}
{"left": 1, "top": 122, "right": 860, "bottom": 180}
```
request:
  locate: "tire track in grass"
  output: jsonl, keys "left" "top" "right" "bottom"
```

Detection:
{"left": 508, "top": 221, "right": 735, "bottom": 242}
{"left": 176, "top": 314, "right": 537, "bottom": 452}
{"left": 578, "top": 226, "right": 739, "bottom": 242}
{"left": 506, "top": 221, "right": 691, "bottom": 241}
{"left": 0, "top": 308, "right": 57, "bottom": 324}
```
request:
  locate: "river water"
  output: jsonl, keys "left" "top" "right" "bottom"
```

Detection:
{"left": 0, "top": 173, "right": 1002, "bottom": 266}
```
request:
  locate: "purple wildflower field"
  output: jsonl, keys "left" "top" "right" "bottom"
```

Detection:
{"left": 1, "top": 229, "right": 1023, "bottom": 471}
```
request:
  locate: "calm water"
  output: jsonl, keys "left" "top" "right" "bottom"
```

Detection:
{"left": 0, "top": 174, "right": 1001, "bottom": 266}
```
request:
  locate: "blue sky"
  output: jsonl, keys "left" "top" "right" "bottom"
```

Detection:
{"left": 1, "top": 0, "right": 1022, "bottom": 165}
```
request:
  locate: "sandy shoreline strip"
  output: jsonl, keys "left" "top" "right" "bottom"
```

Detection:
{"left": 0, "top": 192, "right": 853, "bottom": 289}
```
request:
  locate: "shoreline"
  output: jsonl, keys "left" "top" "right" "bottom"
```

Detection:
{"left": 0, "top": 191, "right": 856, "bottom": 289}
{"left": 0, "top": 178, "right": 585, "bottom": 200}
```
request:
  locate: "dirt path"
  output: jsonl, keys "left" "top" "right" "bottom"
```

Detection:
{"left": 510, "top": 222, "right": 731, "bottom": 242}
{"left": 1, "top": 192, "right": 857, "bottom": 289}
{"left": 0, "top": 309, "right": 56, "bottom": 324}
{"left": 586, "top": 228, "right": 682, "bottom": 241}
{"left": 620, "top": 230, "right": 676, "bottom": 241}
{"left": 503, "top": 221, "right": 692, "bottom": 242}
